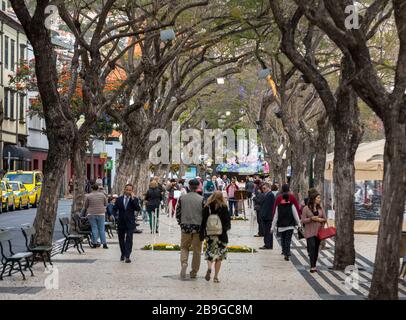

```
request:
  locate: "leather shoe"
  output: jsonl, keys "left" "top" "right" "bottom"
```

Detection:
{"left": 120, "top": 256, "right": 125, "bottom": 261}
{"left": 134, "top": 229, "right": 142, "bottom": 234}
{"left": 125, "top": 258, "right": 131, "bottom": 263}
{"left": 259, "top": 246, "right": 273, "bottom": 250}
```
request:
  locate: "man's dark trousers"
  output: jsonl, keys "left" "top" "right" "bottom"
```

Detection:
{"left": 263, "top": 220, "right": 273, "bottom": 248}
{"left": 118, "top": 225, "right": 134, "bottom": 258}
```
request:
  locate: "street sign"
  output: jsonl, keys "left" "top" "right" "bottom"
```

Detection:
{"left": 100, "top": 152, "right": 108, "bottom": 159}
{"left": 104, "top": 160, "right": 113, "bottom": 170}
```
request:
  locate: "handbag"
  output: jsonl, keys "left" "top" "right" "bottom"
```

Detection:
{"left": 317, "top": 220, "right": 336, "bottom": 240}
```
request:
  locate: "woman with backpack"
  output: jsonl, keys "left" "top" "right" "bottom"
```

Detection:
{"left": 271, "top": 192, "right": 301, "bottom": 261}
{"left": 200, "top": 191, "right": 231, "bottom": 283}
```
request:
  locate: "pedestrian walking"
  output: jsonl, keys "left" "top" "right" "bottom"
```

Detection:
{"left": 245, "top": 177, "right": 255, "bottom": 208}
{"left": 200, "top": 191, "right": 231, "bottom": 283}
{"left": 167, "top": 179, "right": 181, "bottom": 217}
{"left": 271, "top": 192, "right": 301, "bottom": 261}
{"left": 84, "top": 184, "right": 108, "bottom": 248}
{"left": 259, "top": 183, "right": 275, "bottom": 250}
{"left": 216, "top": 176, "right": 225, "bottom": 191}
{"left": 225, "top": 179, "right": 239, "bottom": 217}
{"left": 113, "top": 184, "right": 141, "bottom": 263}
{"left": 253, "top": 181, "right": 265, "bottom": 237}
{"left": 145, "top": 180, "right": 162, "bottom": 233}
{"left": 176, "top": 179, "right": 204, "bottom": 280}
{"left": 301, "top": 189, "right": 327, "bottom": 273}
{"left": 272, "top": 184, "right": 301, "bottom": 218}
{"left": 203, "top": 175, "right": 216, "bottom": 201}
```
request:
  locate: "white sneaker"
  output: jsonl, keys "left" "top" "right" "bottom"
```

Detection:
{"left": 180, "top": 263, "right": 188, "bottom": 279}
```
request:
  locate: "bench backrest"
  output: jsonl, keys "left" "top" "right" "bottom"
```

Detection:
{"left": 0, "top": 230, "right": 14, "bottom": 260}
{"left": 59, "top": 217, "right": 70, "bottom": 237}
{"left": 21, "top": 227, "right": 36, "bottom": 250}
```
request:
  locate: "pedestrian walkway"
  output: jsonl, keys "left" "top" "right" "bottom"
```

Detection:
{"left": 0, "top": 206, "right": 404, "bottom": 300}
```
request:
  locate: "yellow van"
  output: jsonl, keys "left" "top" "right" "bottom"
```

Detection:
{"left": 4, "top": 171, "right": 43, "bottom": 207}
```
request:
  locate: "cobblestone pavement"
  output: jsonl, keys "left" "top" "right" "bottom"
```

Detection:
{"left": 0, "top": 204, "right": 404, "bottom": 300}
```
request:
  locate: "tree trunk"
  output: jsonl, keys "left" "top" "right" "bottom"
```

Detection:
{"left": 369, "top": 117, "right": 406, "bottom": 299}
{"left": 70, "top": 139, "right": 87, "bottom": 232}
{"left": 113, "top": 126, "right": 151, "bottom": 196}
{"left": 33, "top": 140, "right": 72, "bottom": 246}
{"left": 332, "top": 59, "right": 363, "bottom": 270}
{"left": 136, "top": 159, "right": 150, "bottom": 198}
{"left": 113, "top": 131, "right": 139, "bottom": 194}
{"left": 290, "top": 140, "right": 309, "bottom": 202}
{"left": 314, "top": 114, "right": 329, "bottom": 197}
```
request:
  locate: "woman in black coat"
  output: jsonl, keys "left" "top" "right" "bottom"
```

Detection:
{"left": 200, "top": 191, "right": 231, "bottom": 283}
{"left": 145, "top": 180, "right": 162, "bottom": 233}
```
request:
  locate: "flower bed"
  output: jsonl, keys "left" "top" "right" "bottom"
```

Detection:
{"left": 141, "top": 243, "right": 180, "bottom": 251}
{"left": 141, "top": 243, "right": 256, "bottom": 253}
{"left": 231, "top": 216, "right": 248, "bottom": 221}
{"left": 226, "top": 245, "right": 257, "bottom": 253}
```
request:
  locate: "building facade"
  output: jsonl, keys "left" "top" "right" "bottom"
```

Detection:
{"left": 0, "top": 8, "right": 30, "bottom": 172}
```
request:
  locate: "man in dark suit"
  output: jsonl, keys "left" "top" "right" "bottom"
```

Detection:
{"left": 259, "top": 183, "right": 275, "bottom": 250}
{"left": 113, "top": 184, "right": 141, "bottom": 263}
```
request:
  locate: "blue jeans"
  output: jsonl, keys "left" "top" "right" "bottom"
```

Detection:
{"left": 88, "top": 215, "right": 107, "bottom": 245}
{"left": 228, "top": 198, "right": 237, "bottom": 216}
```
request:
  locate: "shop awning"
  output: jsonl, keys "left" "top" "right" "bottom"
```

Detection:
{"left": 3, "top": 145, "right": 32, "bottom": 162}
{"left": 325, "top": 139, "right": 384, "bottom": 181}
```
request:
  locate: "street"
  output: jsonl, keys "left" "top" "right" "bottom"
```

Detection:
{"left": 0, "top": 199, "right": 71, "bottom": 252}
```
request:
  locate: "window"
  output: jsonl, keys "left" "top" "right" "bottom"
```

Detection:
{"left": 4, "top": 173, "right": 33, "bottom": 184}
{"left": 19, "top": 94, "right": 25, "bottom": 122}
{"left": 10, "top": 39, "right": 15, "bottom": 71}
{"left": 2, "top": 1, "right": 5, "bottom": 11}
{"left": 4, "top": 36, "right": 8, "bottom": 69}
{"left": 19, "top": 44, "right": 25, "bottom": 61}
{"left": 9, "top": 90, "right": 14, "bottom": 120}
{"left": 4, "top": 89, "right": 8, "bottom": 118}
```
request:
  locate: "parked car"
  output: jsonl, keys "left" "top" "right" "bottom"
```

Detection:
{"left": 0, "top": 180, "right": 15, "bottom": 212}
{"left": 4, "top": 171, "right": 43, "bottom": 208}
{"left": 8, "top": 181, "right": 30, "bottom": 210}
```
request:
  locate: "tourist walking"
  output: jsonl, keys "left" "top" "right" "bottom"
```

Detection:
{"left": 145, "top": 180, "right": 162, "bottom": 233}
{"left": 273, "top": 184, "right": 301, "bottom": 218}
{"left": 259, "top": 183, "right": 275, "bottom": 250}
{"left": 226, "top": 179, "right": 239, "bottom": 217}
{"left": 222, "top": 175, "right": 230, "bottom": 186}
{"left": 253, "top": 181, "right": 265, "bottom": 237}
{"left": 167, "top": 179, "right": 181, "bottom": 217}
{"left": 84, "top": 184, "right": 108, "bottom": 248}
{"left": 245, "top": 177, "right": 255, "bottom": 208}
{"left": 113, "top": 184, "right": 141, "bottom": 263}
{"left": 176, "top": 179, "right": 204, "bottom": 279}
{"left": 271, "top": 192, "right": 301, "bottom": 260}
{"left": 200, "top": 191, "right": 231, "bottom": 283}
{"left": 203, "top": 175, "right": 216, "bottom": 201}
{"left": 301, "top": 189, "right": 327, "bottom": 273}
{"left": 216, "top": 175, "right": 225, "bottom": 191}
